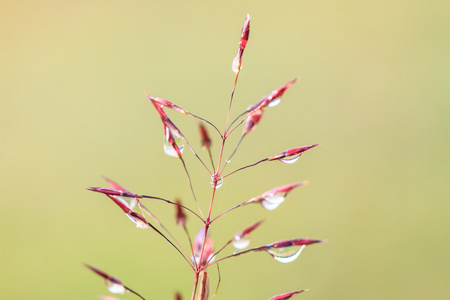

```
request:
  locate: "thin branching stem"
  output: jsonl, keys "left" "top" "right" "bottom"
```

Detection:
{"left": 225, "top": 112, "right": 249, "bottom": 138}
{"left": 145, "top": 219, "right": 195, "bottom": 270}
{"left": 180, "top": 157, "right": 205, "bottom": 219}
{"left": 207, "top": 239, "right": 232, "bottom": 265}
{"left": 208, "top": 148, "right": 215, "bottom": 173}
{"left": 191, "top": 272, "right": 200, "bottom": 300}
{"left": 215, "top": 138, "right": 227, "bottom": 177}
{"left": 198, "top": 224, "right": 209, "bottom": 270}
{"left": 186, "top": 112, "right": 223, "bottom": 139}
{"left": 226, "top": 109, "right": 250, "bottom": 133}
{"left": 225, "top": 103, "right": 264, "bottom": 139}
{"left": 183, "top": 225, "right": 196, "bottom": 269}
{"left": 208, "top": 246, "right": 268, "bottom": 267}
{"left": 210, "top": 200, "right": 251, "bottom": 223}
{"left": 206, "top": 181, "right": 218, "bottom": 221}
{"left": 220, "top": 132, "right": 246, "bottom": 174}
{"left": 182, "top": 135, "right": 212, "bottom": 175}
{"left": 124, "top": 285, "right": 147, "bottom": 300}
{"left": 139, "top": 203, "right": 191, "bottom": 261}
{"left": 224, "top": 73, "right": 240, "bottom": 136}
{"left": 140, "top": 195, "right": 203, "bottom": 222}
{"left": 222, "top": 158, "right": 268, "bottom": 178}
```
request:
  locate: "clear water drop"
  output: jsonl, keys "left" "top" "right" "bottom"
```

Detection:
{"left": 268, "top": 244, "right": 306, "bottom": 263}
{"left": 261, "top": 193, "right": 286, "bottom": 210}
{"left": 163, "top": 127, "right": 185, "bottom": 157}
{"left": 192, "top": 255, "right": 200, "bottom": 265}
{"left": 105, "top": 280, "right": 125, "bottom": 294}
{"left": 208, "top": 254, "right": 215, "bottom": 263}
{"left": 116, "top": 196, "right": 129, "bottom": 208}
{"left": 116, "top": 196, "right": 137, "bottom": 210}
{"left": 191, "top": 254, "right": 215, "bottom": 265}
{"left": 226, "top": 158, "right": 231, "bottom": 163}
{"left": 210, "top": 174, "right": 223, "bottom": 189}
{"left": 280, "top": 155, "right": 300, "bottom": 164}
{"left": 128, "top": 198, "right": 137, "bottom": 210}
{"left": 233, "top": 234, "right": 250, "bottom": 249}
{"left": 265, "top": 194, "right": 285, "bottom": 205}
{"left": 232, "top": 55, "right": 241, "bottom": 74}
{"left": 261, "top": 200, "right": 280, "bottom": 210}
{"left": 268, "top": 98, "right": 281, "bottom": 107}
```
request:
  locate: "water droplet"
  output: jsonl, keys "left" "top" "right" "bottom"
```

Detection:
{"left": 267, "top": 244, "right": 306, "bottom": 263}
{"left": 192, "top": 255, "right": 200, "bottom": 265}
{"left": 261, "top": 194, "right": 286, "bottom": 210}
{"left": 128, "top": 198, "right": 137, "bottom": 210}
{"left": 191, "top": 254, "right": 215, "bottom": 265}
{"left": 210, "top": 174, "right": 223, "bottom": 189}
{"left": 163, "top": 127, "right": 185, "bottom": 157}
{"left": 232, "top": 55, "right": 241, "bottom": 74}
{"left": 116, "top": 196, "right": 137, "bottom": 210}
{"left": 268, "top": 98, "right": 281, "bottom": 107}
{"left": 116, "top": 196, "right": 129, "bottom": 208}
{"left": 280, "top": 155, "right": 300, "bottom": 164}
{"left": 261, "top": 200, "right": 280, "bottom": 210}
{"left": 105, "top": 280, "right": 125, "bottom": 294}
{"left": 226, "top": 158, "right": 231, "bottom": 163}
{"left": 265, "top": 194, "right": 285, "bottom": 205}
{"left": 233, "top": 234, "right": 250, "bottom": 249}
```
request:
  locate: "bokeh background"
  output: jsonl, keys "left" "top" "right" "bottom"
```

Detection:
{"left": 1, "top": 0, "right": 449, "bottom": 299}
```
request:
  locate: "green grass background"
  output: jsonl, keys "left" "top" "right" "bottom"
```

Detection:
{"left": 1, "top": 0, "right": 449, "bottom": 299}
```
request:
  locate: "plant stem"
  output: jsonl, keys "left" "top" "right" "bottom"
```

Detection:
{"left": 191, "top": 272, "right": 199, "bottom": 300}
{"left": 180, "top": 157, "right": 205, "bottom": 219}
{"left": 140, "top": 195, "right": 204, "bottom": 221}
{"left": 222, "top": 158, "right": 268, "bottom": 178}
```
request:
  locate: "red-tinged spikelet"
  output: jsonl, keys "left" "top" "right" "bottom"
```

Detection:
{"left": 268, "top": 290, "right": 308, "bottom": 300}
{"left": 232, "top": 14, "right": 251, "bottom": 74}
{"left": 199, "top": 123, "right": 212, "bottom": 150}
{"left": 175, "top": 199, "right": 187, "bottom": 227}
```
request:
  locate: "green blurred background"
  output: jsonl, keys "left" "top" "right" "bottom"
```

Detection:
{"left": 1, "top": 0, "right": 449, "bottom": 299}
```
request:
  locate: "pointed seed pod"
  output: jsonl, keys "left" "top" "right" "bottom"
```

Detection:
{"left": 146, "top": 92, "right": 188, "bottom": 115}
{"left": 87, "top": 187, "right": 139, "bottom": 199}
{"left": 232, "top": 220, "right": 264, "bottom": 249}
{"left": 247, "top": 78, "right": 298, "bottom": 112}
{"left": 243, "top": 108, "right": 264, "bottom": 134}
{"left": 105, "top": 195, "right": 149, "bottom": 229}
{"left": 244, "top": 182, "right": 307, "bottom": 210}
{"left": 262, "top": 77, "right": 298, "bottom": 108}
{"left": 84, "top": 264, "right": 126, "bottom": 294}
{"left": 267, "top": 238, "right": 324, "bottom": 249}
{"left": 232, "top": 14, "right": 251, "bottom": 73}
{"left": 199, "top": 123, "right": 212, "bottom": 150}
{"left": 164, "top": 124, "right": 184, "bottom": 158}
{"left": 268, "top": 290, "right": 308, "bottom": 300}
{"left": 268, "top": 144, "right": 319, "bottom": 164}
{"left": 102, "top": 176, "right": 133, "bottom": 194}
{"left": 175, "top": 199, "right": 187, "bottom": 227}
{"left": 174, "top": 292, "right": 182, "bottom": 300}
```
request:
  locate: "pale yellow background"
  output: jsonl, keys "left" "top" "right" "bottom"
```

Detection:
{"left": 1, "top": 1, "right": 449, "bottom": 299}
